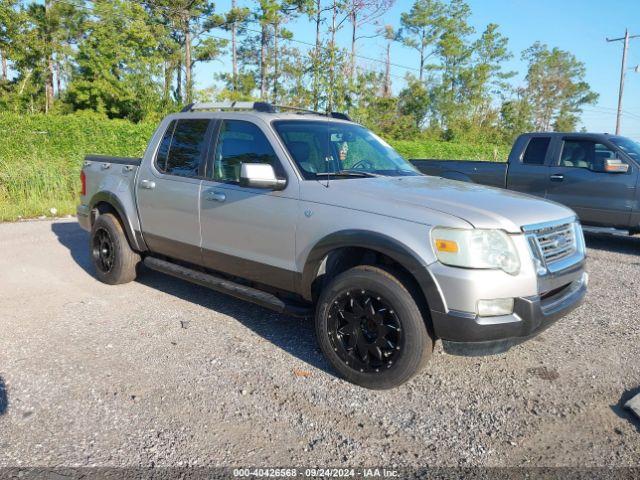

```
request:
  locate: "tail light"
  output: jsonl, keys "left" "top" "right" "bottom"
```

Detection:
{"left": 80, "top": 170, "right": 86, "bottom": 196}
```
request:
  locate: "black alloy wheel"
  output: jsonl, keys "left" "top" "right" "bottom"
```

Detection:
{"left": 328, "top": 289, "right": 404, "bottom": 373}
{"left": 92, "top": 227, "right": 115, "bottom": 273}
{"left": 89, "top": 213, "right": 140, "bottom": 285}
{"left": 315, "top": 265, "right": 432, "bottom": 389}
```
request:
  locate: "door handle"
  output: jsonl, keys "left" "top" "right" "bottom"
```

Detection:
{"left": 205, "top": 191, "right": 226, "bottom": 202}
{"left": 139, "top": 179, "right": 156, "bottom": 189}
{"left": 550, "top": 174, "right": 564, "bottom": 182}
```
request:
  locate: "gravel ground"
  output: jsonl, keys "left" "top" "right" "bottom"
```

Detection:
{"left": 0, "top": 218, "right": 638, "bottom": 468}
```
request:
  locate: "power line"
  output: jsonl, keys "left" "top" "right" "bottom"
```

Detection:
{"left": 582, "top": 113, "right": 640, "bottom": 124}
{"left": 52, "top": 0, "right": 422, "bottom": 75}
{"left": 46, "top": 0, "right": 632, "bottom": 122}
{"left": 47, "top": 0, "right": 413, "bottom": 103}
{"left": 219, "top": 26, "right": 421, "bottom": 74}
{"left": 583, "top": 106, "right": 640, "bottom": 121}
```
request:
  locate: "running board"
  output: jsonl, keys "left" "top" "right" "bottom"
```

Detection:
{"left": 143, "top": 257, "right": 312, "bottom": 318}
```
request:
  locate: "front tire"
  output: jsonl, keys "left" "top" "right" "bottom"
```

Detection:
{"left": 90, "top": 213, "right": 140, "bottom": 285}
{"left": 315, "top": 265, "right": 432, "bottom": 389}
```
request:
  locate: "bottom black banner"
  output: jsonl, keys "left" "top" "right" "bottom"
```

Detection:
{"left": 0, "top": 468, "right": 639, "bottom": 480}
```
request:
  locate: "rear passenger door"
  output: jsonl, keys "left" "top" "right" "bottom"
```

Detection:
{"left": 137, "top": 117, "right": 215, "bottom": 264}
{"left": 545, "top": 138, "right": 635, "bottom": 227}
{"left": 506, "top": 135, "right": 553, "bottom": 197}
{"left": 199, "top": 119, "right": 299, "bottom": 292}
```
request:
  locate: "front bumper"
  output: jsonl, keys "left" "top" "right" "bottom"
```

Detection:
{"left": 430, "top": 266, "right": 587, "bottom": 356}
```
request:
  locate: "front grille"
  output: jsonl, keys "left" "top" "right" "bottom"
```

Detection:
{"left": 533, "top": 222, "right": 576, "bottom": 263}
{"left": 526, "top": 220, "right": 579, "bottom": 270}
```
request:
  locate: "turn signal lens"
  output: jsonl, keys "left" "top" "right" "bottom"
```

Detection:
{"left": 435, "top": 239, "right": 459, "bottom": 253}
{"left": 431, "top": 227, "right": 521, "bottom": 275}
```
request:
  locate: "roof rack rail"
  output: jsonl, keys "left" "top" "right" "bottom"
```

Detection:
{"left": 329, "top": 112, "right": 352, "bottom": 121}
{"left": 180, "top": 101, "right": 352, "bottom": 121}
{"left": 181, "top": 101, "right": 275, "bottom": 113}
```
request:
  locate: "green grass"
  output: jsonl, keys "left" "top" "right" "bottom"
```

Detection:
{"left": 389, "top": 139, "right": 509, "bottom": 162}
{"left": 0, "top": 113, "right": 509, "bottom": 221}
{"left": 0, "top": 113, "right": 155, "bottom": 221}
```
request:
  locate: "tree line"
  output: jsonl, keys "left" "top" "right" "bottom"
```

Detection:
{"left": 0, "top": 0, "right": 599, "bottom": 142}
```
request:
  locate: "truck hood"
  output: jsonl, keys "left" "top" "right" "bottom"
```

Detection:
{"left": 305, "top": 175, "right": 575, "bottom": 233}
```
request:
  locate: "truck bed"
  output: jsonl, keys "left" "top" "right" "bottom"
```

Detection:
{"left": 411, "top": 159, "right": 508, "bottom": 189}
{"left": 82, "top": 155, "right": 141, "bottom": 207}
{"left": 79, "top": 154, "right": 144, "bottom": 250}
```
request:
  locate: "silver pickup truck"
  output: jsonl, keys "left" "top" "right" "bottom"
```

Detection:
{"left": 78, "top": 102, "right": 587, "bottom": 389}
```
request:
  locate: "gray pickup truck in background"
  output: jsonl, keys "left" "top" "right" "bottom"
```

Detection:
{"left": 78, "top": 103, "right": 587, "bottom": 389}
{"left": 413, "top": 133, "right": 640, "bottom": 234}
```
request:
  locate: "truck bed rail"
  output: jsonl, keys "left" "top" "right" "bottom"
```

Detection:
{"left": 84, "top": 155, "right": 142, "bottom": 166}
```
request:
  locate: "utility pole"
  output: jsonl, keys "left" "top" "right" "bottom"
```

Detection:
{"left": 607, "top": 29, "right": 640, "bottom": 134}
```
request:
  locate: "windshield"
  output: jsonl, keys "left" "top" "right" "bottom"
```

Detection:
{"left": 273, "top": 120, "right": 421, "bottom": 179}
{"left": 611, "top": 136, "right": 640, "bottom": 161}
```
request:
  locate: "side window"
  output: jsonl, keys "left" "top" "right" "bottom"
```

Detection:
{"left": 560, "top": 140, "right": 620, "bottom": 171}
{"left": 155, "top": 119, "right": 211, "bottom": 177}
{"left": 214, "top": 120, "right": 280, "bottom": 183}
{"left": 276, "top": 125, "right": 330, "bottom": 177}
{"left": 155, "top": 121, "right": 176, "bottom": 172}
{"left": 522, "top": 137, "right": 550, "bottom": 165}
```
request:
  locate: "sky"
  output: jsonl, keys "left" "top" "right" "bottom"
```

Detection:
{"left": 195, "top": 0, "right": 640, "bottom": 140}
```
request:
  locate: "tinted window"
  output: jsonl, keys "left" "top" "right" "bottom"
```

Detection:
{"left": 213, "top": 120, "right": 280, "bottom": 183}
{"left": 560, "top": 140, "right": 620, "bottom": 170}
{"left": 155, "top": 119, "right": 211, "bottom": 177}
{"left": 522, "top": 137, "right": 550, "bottom": 165}
{"left": 275, "top": 127, "right": 326, "bottom": 176}
{"left": 155, "top": 121, "right": 176, "bottom": 171}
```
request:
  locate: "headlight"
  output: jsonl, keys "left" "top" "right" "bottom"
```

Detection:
{"left": 431, "top": 227, "right": 521, "bottom": 275}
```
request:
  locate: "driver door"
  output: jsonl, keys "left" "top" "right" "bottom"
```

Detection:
{"left": 545, "top": 138, "right": 636, "bottom": 227}
{"left": 198, "top": 119, "right": 299, "bottom": 292}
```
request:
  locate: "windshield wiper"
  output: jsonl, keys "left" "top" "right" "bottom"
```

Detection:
{"left": 312, "top": 170, "right": 379, "bottom": 179}
{"left": 340, "top": 169, "right": 382, "bottom": 177}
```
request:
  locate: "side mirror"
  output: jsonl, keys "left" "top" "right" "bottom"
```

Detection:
{"left": 602, "top": 158, "right": 629, "bottom": 174}
{"left": 240, "top": 163, "right": 286, "bottom": 190}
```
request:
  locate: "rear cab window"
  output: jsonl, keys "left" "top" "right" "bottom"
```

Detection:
{"left": 155, "top": 119, "right": 212, "bottom": 178}
{"left": 521, "top": 137, "right": 551, "bottom": 165}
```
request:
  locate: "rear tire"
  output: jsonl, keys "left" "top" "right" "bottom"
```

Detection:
{"left": 90, "top": 213, "right": 140, "bottom": 285}
{"left": 315, "top": 265, "right": 432, "bottom": 389}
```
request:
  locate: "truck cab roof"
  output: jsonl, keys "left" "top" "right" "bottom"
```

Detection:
{"left": 521, "top": 132, "right": 626, "bottom": 142}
